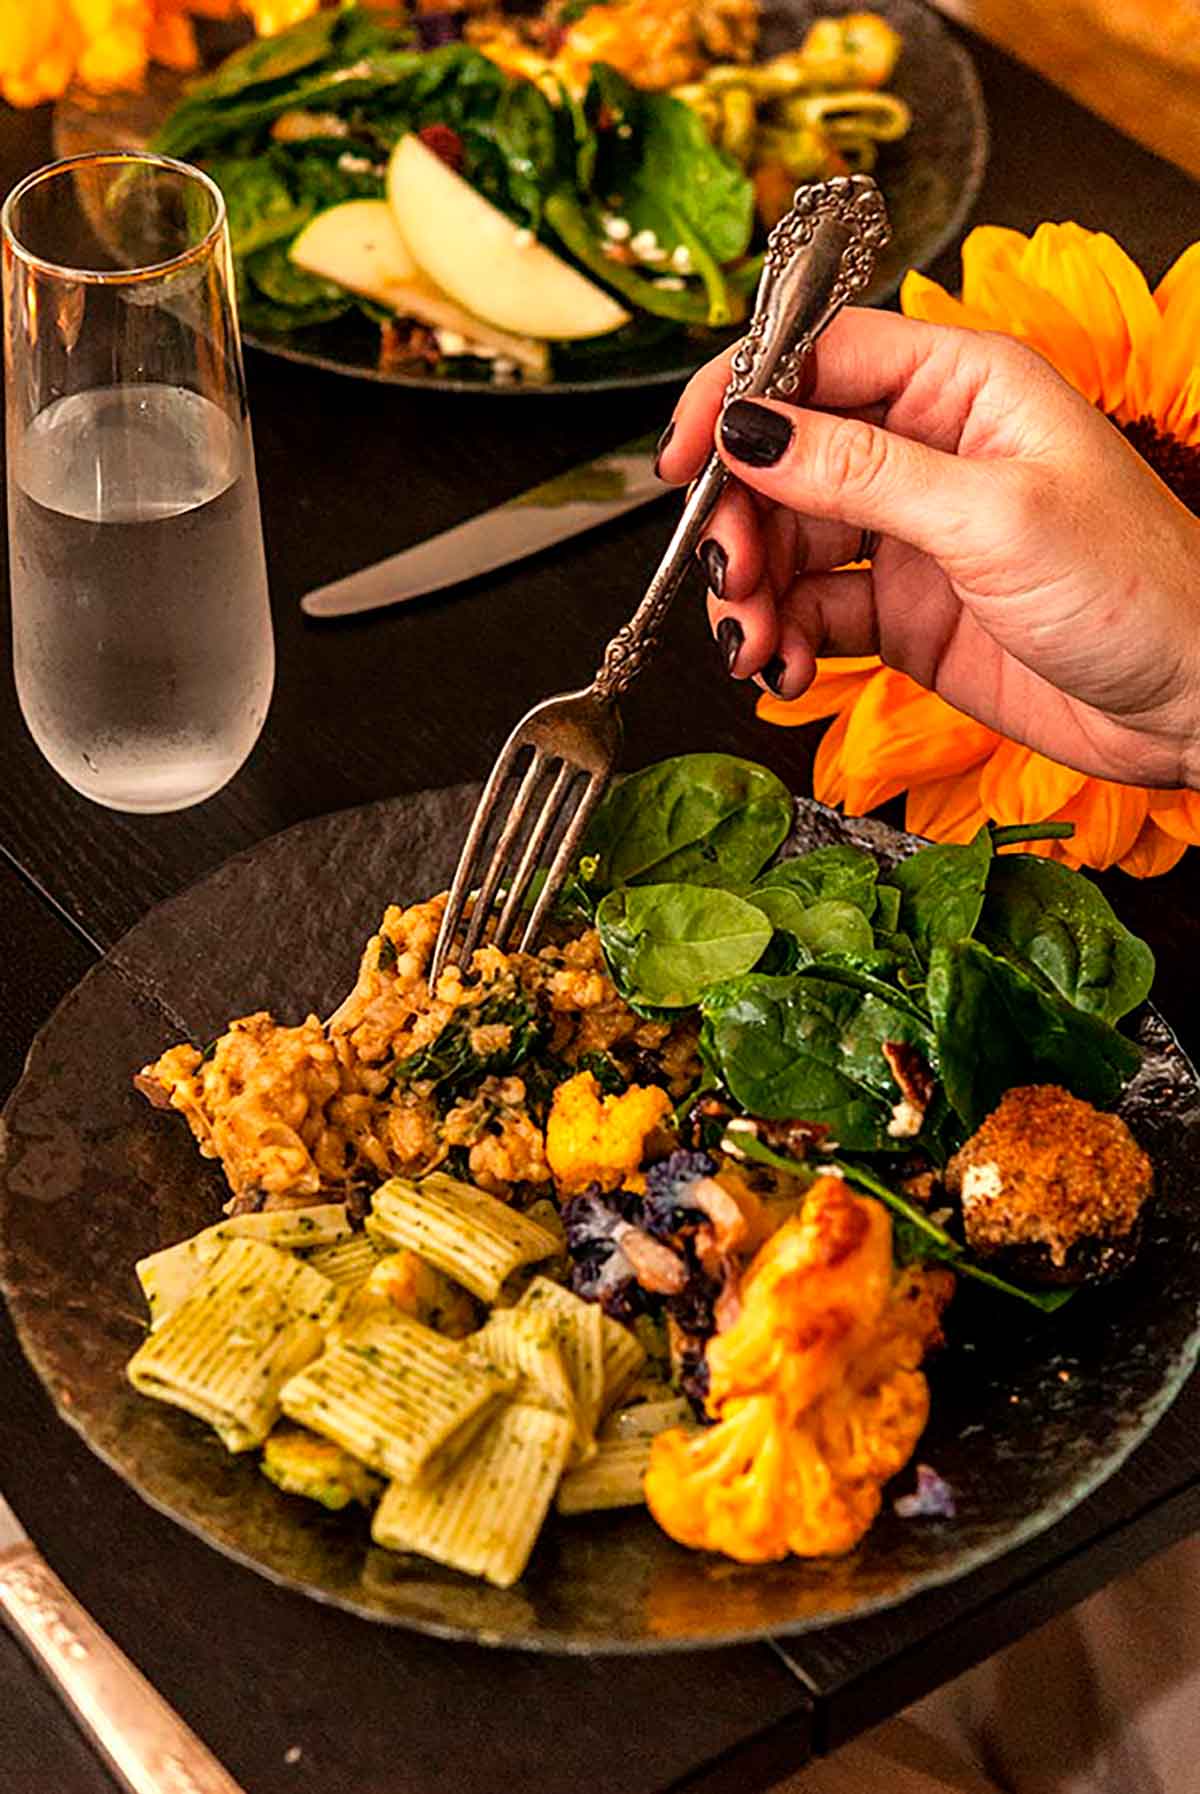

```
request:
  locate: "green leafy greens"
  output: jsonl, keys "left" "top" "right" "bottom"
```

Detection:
{"left": 597, "top": 883, "right": 773, "bottom": 1009}
{"left": 151, "top": 8, "right": 758, "bottom": 356}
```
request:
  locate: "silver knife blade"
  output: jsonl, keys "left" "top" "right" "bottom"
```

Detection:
{"left": 301, "top": 430, "right": 665, "bottom": 618}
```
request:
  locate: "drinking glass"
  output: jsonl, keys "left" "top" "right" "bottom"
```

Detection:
{"left": 2, "top": 152, "right": 274, "bottom": 813}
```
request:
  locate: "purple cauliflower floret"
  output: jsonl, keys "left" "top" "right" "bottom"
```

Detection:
{"left": 563, "top": 1188, "right": 649, "bottom": 1323}
{"left": 893, "top": 1463, "right": 957, "bottom": 1520}
{"left": 642, "top": 1148, "right": 717, "bottom": 1240}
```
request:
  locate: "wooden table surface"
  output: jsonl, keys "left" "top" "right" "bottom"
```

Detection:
{"left": 2, "top": 24, "right": 1200, "bottom": 1794}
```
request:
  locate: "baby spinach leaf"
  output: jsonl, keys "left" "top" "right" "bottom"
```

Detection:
{"left": 751, "top": 888, "right": 876, "bottom": 957}
{"left": 597, "top": 884, "right": 772, "bottom": 1009}
{"left": 203, "top": 157, "right": 311, "bottom": 259}
{"left": 754, "top": 843, "right": 878, "bottom": 917}
{"left": 791, "top": 956, "right": 930, "bottom": 1027}
{"left": 981, "top": 855, "right": 1155, "bottom": 1025}
{"left": 246, "top": 242, "right": 347, "bottom": 310}
{"left": 927, "top": 939, "right": 1141, "bottom": 1131}
{"left": 583, "top": 753, "right": 793, "bottom": 892}
{"left": 874, "top": 882, "right": 901, "bottom": 934}
{"left": 700, "top": 973, "right": 932, "bottom": 1150}
{"left": 886, "top": 826, "right": 993, "bottom": 963}
{"left": 544, "top": 191, "right": 716, "bottom": 323}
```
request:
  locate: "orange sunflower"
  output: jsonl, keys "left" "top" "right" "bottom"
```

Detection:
{"left": 758, "top": 222, "right": 1200, "bottom": 877}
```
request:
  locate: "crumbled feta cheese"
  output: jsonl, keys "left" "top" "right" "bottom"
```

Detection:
{"left": 960, "top": 1160, "right": 1005, "bottom": 1209}
{"left": 336, "top": 152, "right": 375, "bottom": 174}
{"left": 631, "top": 228, "right": 667, "bottom": 264}
{"left": 602, "top": 215, "right": 632, "bottom": 242}
{"left": 654, "top": 276, "right": 686, "bottom": 291}
{"left": 513, "top": 228, "right": 534, "bottom": 249}
{"left": 886, "top": 1098, "right": 924, "bottom": 1139}
{"left": 671, "top": 243, "right": 693, "bottom": 273}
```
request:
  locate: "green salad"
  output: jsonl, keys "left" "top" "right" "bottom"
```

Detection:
{"left": 151, "top": 5, "right": 768, "bottom": 378}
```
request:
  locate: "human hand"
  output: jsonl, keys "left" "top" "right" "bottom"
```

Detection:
{"left": 657, "top": 308, "right": 1200, "bottom": 789}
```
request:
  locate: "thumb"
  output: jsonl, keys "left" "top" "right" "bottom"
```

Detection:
{"left": 717, "top": 396, "right": 987, "bottom": 559}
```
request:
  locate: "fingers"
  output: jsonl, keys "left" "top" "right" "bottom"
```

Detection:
{"left": 695, "top": 479, "right": 763, "bottom": 601}
{"left": 716, "top": 397, "right": 980, "bottom": 557}
{"left": 707, "top": 568, "right": 880, "bottom": 697}
{"left": 706, "top": 583, "right": 779, "bottom": 678}
{"left": 657, "top": 307, "right": 973, "bottom": 487}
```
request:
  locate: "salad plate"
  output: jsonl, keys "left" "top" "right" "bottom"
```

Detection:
{"left": 2, "top": 781, "right": 1198, "bottom": 1652}
{"left": 52, "top": 0, "right": 987, "bottom": 395}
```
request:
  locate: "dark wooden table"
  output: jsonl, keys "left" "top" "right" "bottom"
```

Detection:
{"left": 3, "top": 28, "right": 1200, "bottom": 1794}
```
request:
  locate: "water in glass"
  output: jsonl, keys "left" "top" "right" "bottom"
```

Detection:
{"left": 3, "top": 152, "right": 275, "bottom": 812}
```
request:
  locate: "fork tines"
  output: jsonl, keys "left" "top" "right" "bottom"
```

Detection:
{"left": 430, "top": 693, "right": 619, "bottom": 982}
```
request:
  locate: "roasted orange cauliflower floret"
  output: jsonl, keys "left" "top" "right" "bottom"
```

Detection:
{"left": 645, "top": 1175, "right": 953, "bottom": 1562}
{"left": 545, "top": 1070, "right": 672, "bottom": 1196}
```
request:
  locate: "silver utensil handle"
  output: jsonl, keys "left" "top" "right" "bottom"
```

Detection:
{"left": 0, "top": 1541, "right": 247, "bottom": 1794}
{"left": 591, "top": 174, "right": 889, "bottom": 705}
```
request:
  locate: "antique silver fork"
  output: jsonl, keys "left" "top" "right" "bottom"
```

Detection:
{"left": 429, "top": 173, "right": 890, "bottom": 983}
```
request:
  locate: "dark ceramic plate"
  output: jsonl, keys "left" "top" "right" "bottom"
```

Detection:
{"left": 53, "top": 0, "right": 987, "bottom": 395}
{"left": 2, "top": 786, "right": 1198, "bottom": 1652}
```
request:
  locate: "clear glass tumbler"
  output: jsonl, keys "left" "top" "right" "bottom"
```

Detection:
{"left": 2, "top": 152, "right": 274, "bottom": 813}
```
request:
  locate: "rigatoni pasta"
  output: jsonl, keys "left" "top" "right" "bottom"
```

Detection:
{"left": 367, "top": 1173, "right": 559, "bottom": 1302}
{"left": 280, "top": 1311, "right": 511, "bottom": 1483}
{"left": 517, "top": 1276, "right": 606, "bottom": 1454}
{"left": 372, "top": 1400, "right": 573, "bottom": 1587}
{"left": 136, "top": 1203, "right": 353, "bottom": 1329}
{"left": 127, "top": 1237, "right": 337, "bottom": 1450}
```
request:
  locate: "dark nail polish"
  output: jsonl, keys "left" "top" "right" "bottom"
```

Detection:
{"left": 653, "top": 418, "right": 675, "bottom": 477}
{"left": 721, "top": 399, "right": 793, "bottom": 468}
{"left": 716, "top": 615, "right": 744, "bottom": 675}
{"left": 762, "top": 656, "right": 787, "bottom": 696}
{"left": 698, "top": 537, "right": 727, "bottom": 597}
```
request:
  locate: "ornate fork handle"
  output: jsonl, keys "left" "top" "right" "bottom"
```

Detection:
{"left": 591, "top": 175, "right": 889, "bottom": 706}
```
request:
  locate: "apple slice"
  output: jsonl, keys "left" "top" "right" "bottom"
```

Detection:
{"left": 289, "top": 200, "right": 549, "bottom": 377}
{"left": 387, "top": 135, "right": 630, "bottom": 341}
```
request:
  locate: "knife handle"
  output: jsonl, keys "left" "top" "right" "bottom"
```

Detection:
{"left": 591, "top": 174, "right": 889, "bottom": 705}
{"left": 0, "top": 1540, "right": 247, "bottom": 1794}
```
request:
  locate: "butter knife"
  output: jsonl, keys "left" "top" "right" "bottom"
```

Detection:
{"left": 0, "top": 1490, "right": 247, "bottom": 1794}
{"left": 301, "top": 429, "right": 664, "bottom": 618}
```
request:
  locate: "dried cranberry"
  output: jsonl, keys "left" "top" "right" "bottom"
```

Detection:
{"left": 417, "top": 124, "right": 464, "bottom": 172}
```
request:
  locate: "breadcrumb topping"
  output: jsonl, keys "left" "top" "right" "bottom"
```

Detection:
{"left": 946, "top": 1085, "right": 1151, "bottom": 1267}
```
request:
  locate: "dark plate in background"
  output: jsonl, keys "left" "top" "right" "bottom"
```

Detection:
{"left": 53, "top": 0, "right": 988, "bottom": 394}
{"left": 2, "top": 786, "right": 1198, "bottom": 1651}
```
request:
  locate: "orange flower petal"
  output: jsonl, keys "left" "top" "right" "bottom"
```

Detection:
{"left": 1148, "top": 788, "right": 1200, "bottom": 844}
{"left": 977, "top": 743, "right": 1087, "bottom": 826}
{"left": 1049, "top": 781, "right": 1149, "bottom": 872}
{"left": 960, "top": 225, "right": 1032, "bottom": 307}
{"left": 755, "top": 656, "right": 880, "bottom": 728}
{"left": 962, "top": 265, "right": 1104, "bottom": 401}
{"left": 899, "top": 271, "right": 995, "bottom": 332}
{"left": 147, "top": 10, "right": 197, "bottom": 68}
{"left": 1118, "top": 817, "right": 1189, "bottom": 878}
{"left": 904, "top": 770, "right": 988, "bottom": 844}
{"left": 1022, "top": 225, "right": 1157, "bottom": 417}
{"left": 1154, "top": 242, "right": 1200, "bottom": 317}
{"left": 1142, "top": 257, "right": 1200, "bottom": 440}
{"left": 839, "top": 672, "right": 998, "bottom": 814}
